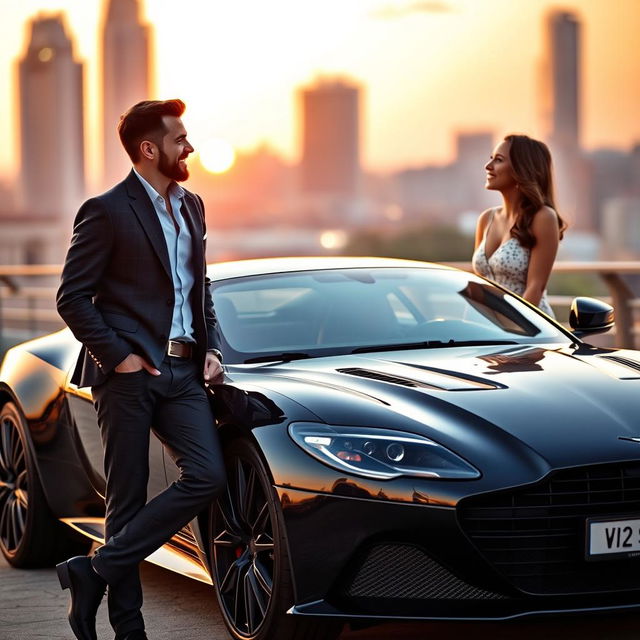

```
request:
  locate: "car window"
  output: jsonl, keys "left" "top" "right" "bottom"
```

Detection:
{"left": 387, "top": 292, "right": 419, "bottom": 327}
{"left": 212, "top": 268, "right": 569, "bottom": 361}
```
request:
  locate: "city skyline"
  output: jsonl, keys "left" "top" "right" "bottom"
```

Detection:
{"left": 299, "top": 78, "right": 361, "bottom": 197}
{"left": 18, "top": 13, "right": 85, "bottom": 219}
{"left": 542, "top": 10, "right": 580, "bottom": 150}
{"left": 101, "top": 0, "right": 151, "bottom": 187}
{"left": 1, "top": 0, "right": 640, "bottom": 185}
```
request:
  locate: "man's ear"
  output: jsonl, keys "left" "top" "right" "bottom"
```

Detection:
{"left": 140, "top": 140, "right": 156, "bottom": 161}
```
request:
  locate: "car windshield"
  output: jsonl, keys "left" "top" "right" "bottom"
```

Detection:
{"left": 212, "top": 267, "right": 571, "bottom": 363}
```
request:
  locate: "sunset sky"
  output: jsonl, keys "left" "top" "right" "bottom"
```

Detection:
{"left": 1, "top": 0, "right": 640, "bottom": 183}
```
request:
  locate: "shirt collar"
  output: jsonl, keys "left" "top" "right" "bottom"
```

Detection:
{"left": 133, "top": 168, "right": 185, "bottom": 203}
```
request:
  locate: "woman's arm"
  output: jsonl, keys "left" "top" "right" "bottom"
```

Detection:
{"left": 522, "top": 206, "right": 560, "bottom": 306}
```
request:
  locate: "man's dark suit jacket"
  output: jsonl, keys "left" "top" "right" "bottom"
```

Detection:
{"left": 57, "top": 170, "right": 220, "bottom": 388}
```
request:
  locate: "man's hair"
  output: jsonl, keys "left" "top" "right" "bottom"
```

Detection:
{"left": 118, "top": 99, "right": 186, "bottom": 162}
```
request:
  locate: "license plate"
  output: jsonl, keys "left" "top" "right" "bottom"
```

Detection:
{"left": 587, "top": 517, "right": 640, "bottom": 559}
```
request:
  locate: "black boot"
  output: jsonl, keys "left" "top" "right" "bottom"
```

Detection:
{"left": 56, "top": 555, "right": 107, "bottom": 640}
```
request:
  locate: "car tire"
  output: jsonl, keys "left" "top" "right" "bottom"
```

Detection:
{"left": 0, "top": 401, "right": 92, "bottom": 567}
{"left": 209, "top": 438, "right": 343, "bottom": 640}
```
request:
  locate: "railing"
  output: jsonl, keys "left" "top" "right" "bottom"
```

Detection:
{"left": 0, "top": 262, "right": 639, "bottom": 351}
{"left": 0, "top": 265, "right": 65, "bottom": 351}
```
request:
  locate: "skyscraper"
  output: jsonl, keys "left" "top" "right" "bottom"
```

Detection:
{"left": 102, "top": 0, "right": 151, "bottom": 187}
{"left": 541, "top": 10, "right": 581, "bottom": 149}
{"left": 18, "top": 13, "right": 85, "bottom": 218}
{"left": 299, "top": 77, "right": 361, "bottom": 198}
{"left": 540, "top": 10, "right": 592, "bottom": 230}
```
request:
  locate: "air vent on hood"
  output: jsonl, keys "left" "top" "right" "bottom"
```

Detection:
{"left": 337, "top": 366, "right": 500, "bottom": 391}
{"left": 338, "top": 367, "right": 439, "bottom": 389}
{"left": 600, "top": 355, "right": 640, "bottom": 375}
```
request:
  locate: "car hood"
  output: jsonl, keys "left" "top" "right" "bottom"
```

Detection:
{"left": 235, "top": 343, "right": 640, "bottom": 472}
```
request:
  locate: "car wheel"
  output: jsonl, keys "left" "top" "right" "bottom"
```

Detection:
{"left": 209, "top": 438, "right": 342, "bottom": 640}
{"left": 0, "top": 401, "right": 92, "bottom": 567}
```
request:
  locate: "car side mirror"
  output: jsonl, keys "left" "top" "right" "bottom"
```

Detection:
{"left": 569, "top": 297, "right": 615, "bottom": 337}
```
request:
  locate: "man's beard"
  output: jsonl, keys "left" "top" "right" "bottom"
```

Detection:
{"left": 158, "top": 148, "right": 189, "bottom": 182}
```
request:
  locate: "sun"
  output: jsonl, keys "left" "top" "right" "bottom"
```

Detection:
{"left": 199, "top": 138, "right": 236, "bottom": 174}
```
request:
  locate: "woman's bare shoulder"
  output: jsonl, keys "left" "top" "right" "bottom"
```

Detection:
{"left": 531, "top": 206, "right": 561, "bottom": 243}
{"left": 532, "top": 205, "right": 559, "bottom": 227}
{"left": 476, "top": 207, "right": 497, "bottom": 229}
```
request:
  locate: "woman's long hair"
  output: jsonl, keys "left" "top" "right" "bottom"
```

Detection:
{"left": 505, "top": 134, "right": 567, "bottom": 248}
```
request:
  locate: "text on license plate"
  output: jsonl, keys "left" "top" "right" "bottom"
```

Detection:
{"left": 588, "top": 518, "right": 640, "bottom": 557}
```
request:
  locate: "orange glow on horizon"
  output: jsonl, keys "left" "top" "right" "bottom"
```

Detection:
{"left": 2, "top": 0, "right": 640, "bottom": 182}
{"left": 198, "top": 139, "right": 236, "bottom": 174}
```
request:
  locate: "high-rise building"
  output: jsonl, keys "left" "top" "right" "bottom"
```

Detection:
{"left": 299, "top": 78, "right": 361, "bottom": 199}
{"left": 102, "top": 0, "right": 151, "bottom": 187}
{"left": 18, "top": 13, "right": 85, "bottom": 218}
{"left": 539, "top": 11, "right": 593, "bottom": 230}
{"left": 541, "top": 10, "right": 581, "bottom": 149}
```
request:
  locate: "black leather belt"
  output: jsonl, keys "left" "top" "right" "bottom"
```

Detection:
{"left": 166, "top": 340, "right": 193, "bottom": 358}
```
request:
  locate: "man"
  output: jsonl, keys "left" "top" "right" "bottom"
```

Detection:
{"left": 56, "top": 99, "right": 226, "bottom": 640}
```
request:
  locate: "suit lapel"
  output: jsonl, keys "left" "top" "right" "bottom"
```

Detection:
{"left": 125, "top": 170, "right": 172, "bottom": 279}
{"left": 181, "top": 193, "right": 204, "bottom": 276}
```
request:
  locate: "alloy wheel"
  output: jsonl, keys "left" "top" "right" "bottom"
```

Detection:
{"left": 212, "top": 454, "right": 275, "bottom": 637}
{"left": 0, "top": 409, "right": 28, "bottom": 556}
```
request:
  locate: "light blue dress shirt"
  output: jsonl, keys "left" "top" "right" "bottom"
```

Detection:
{"left": 134, "top": 169, "right": 195, "bottom": 343}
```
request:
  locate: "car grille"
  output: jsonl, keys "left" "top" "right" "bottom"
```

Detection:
{"left": 344, "top": 543, "right": 506, "bottom": 600}
{"left": 458, "top": 461, "right": 640, "bottom": 595}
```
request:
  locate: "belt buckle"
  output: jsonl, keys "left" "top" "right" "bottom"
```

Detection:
{"left": 167, "top": 340, "right": 186, "bottom": 358}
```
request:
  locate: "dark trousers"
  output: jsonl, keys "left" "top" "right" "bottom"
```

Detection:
{"left": 90, "top": 356, "right": 225, "bottom": 636}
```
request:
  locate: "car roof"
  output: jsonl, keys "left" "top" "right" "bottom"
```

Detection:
{"left": 207, "top": 256, "right": 450, "bottom": 281}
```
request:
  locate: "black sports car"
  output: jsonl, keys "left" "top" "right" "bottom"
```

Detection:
{"left": 2, "top": 256, "right": 640, "bottom": 640}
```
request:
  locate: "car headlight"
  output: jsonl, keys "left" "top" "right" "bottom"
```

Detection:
{"left": 288, "top": 423, "right": 480, "bottom": 480}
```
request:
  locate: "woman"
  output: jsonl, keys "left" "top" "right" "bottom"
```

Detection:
{"left": 472, "top": 134, "right": 567, "bottom": 317}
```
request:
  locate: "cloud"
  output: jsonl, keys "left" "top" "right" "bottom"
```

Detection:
{"left": 372, "top": 1, "right": 455, "bottom": 19}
